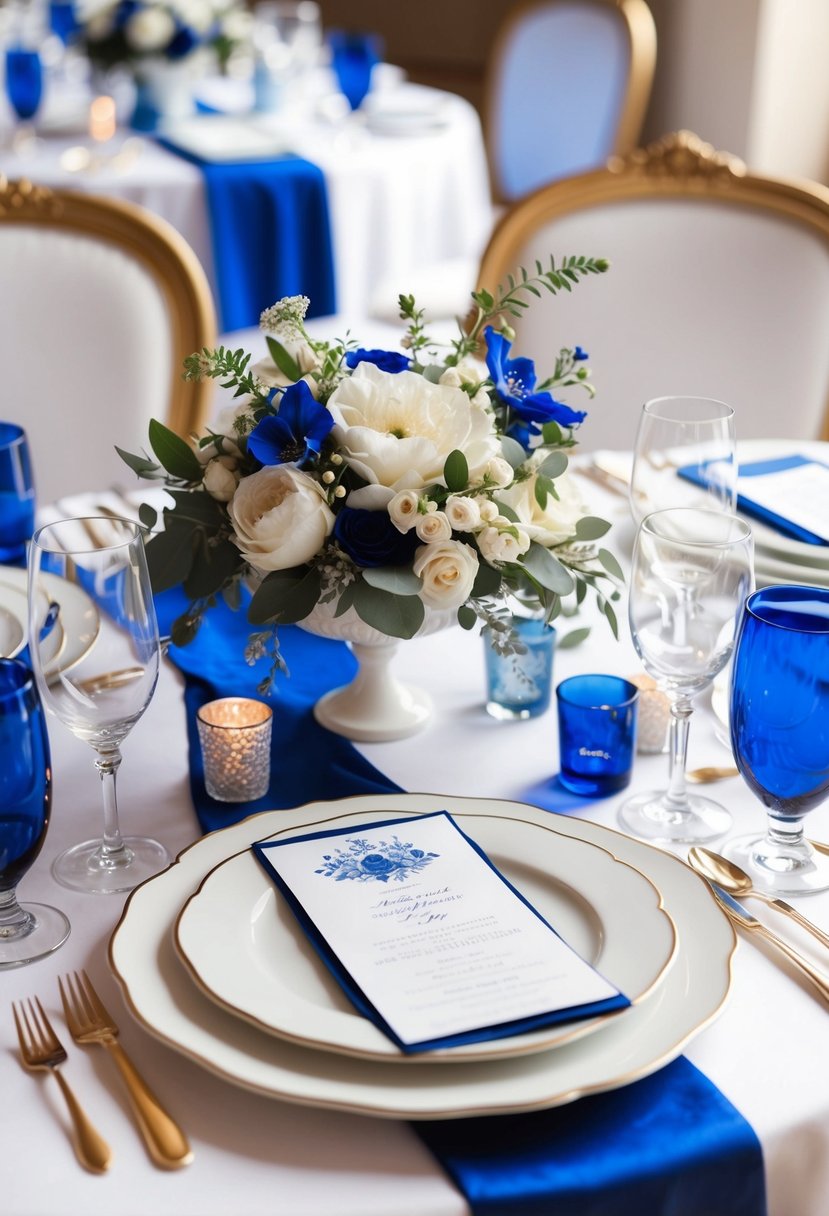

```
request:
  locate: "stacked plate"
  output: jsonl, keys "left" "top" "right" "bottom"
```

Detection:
{"left": 109, "top": 793, "right": 735, "bottom": 1120}
{"left": 0, "top": 565, "right": 99, "bottom": 674}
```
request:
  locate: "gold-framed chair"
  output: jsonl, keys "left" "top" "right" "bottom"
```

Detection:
{"left": 477, "top": 131, "right": 829, "bottom": 450}
{"left": 0, "top": 177, "right": 216, "bottom": 501}
{"left": 484, "top": 0, "right": 657, "bottom": 204}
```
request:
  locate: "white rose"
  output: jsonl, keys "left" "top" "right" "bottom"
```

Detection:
{"left": 252, "top": 337, "right": 320, "bottom": 389}
{"left": 125, "top": 7, "right": 176, "bottom": 51}
{"left": 485, "top": 456, "right": 515, "bottom": 489}
{"left": 445, "top": 495, "right": 481, "bottom": 532}
{"left": 387, "top": 489, "right": 421, "bottom": 533}
{"left": 203, "top": 456, "right": 238, "bottom": 502}
{"left": 413, "top": 540, "right": 478, "bottom": 610}
{"left": 228, "top": 465, "right": 334, "bottom": 572}
{"left": 326, "top": 362, "right": 499, "bottom": 491}
{"left": 438, "top": 357, "right": 488, "bottom": 390}
{"left": 477, "top": 525, "right": 531, "bottom": 564}
{"left": 415, "top": 511, "right": 452, "bottom": 543}
{"left": 474, "top": 496, "right": 499, "bottom": 523}
{"left": 196, "top": 432, "right": 243, "bottom": 465}
{"left": 498, "top": 469, "right": 586, "bottom": 548}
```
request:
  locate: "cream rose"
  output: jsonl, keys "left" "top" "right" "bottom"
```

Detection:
{"left": 415, "top": 511, "right": 452, "bottom": 544}
{"left": 445, "top": 495, "right": 481, "bottom": 532}
{"left": 485, "top": 456, "right": 515, "bottom": 489}
{"left": 477, "top": 525, "right": 531, "bottom": 564}
{"left": 203, "top": 456, "right": 238, "bottom": 502}
{"left": 388, "top": 489, "right": 421, "bottom": 533}
{"left": 413, "top": 540, "right": 478, "bottom": 609}
{"left": 228, "top": 465, "right": 334, "bottom": 572}
{"left": 498, "top": 468, "right": 586, "bottom": 548}
{"left": 326, "top": 362, "right": 499, "bottom": 491}
{"left": 125, "top": 7, "right": 176, "bottom": 50}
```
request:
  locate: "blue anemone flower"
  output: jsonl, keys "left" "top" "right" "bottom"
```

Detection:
{"left": 484, "top": 326, "right": 587, "bottom": 441}
{"left": 247, "top": 380, "right": 334, "bottom": 468}
{"left": 345, "top": 348, "right": 411, "bottom": 374}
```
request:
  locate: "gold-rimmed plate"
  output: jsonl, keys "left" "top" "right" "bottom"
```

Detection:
{"left": 109, "top": 795, "right": 735, "bottom": 1121}
{"left": 173, "top": 816, "right": 676, "bottom": 1063}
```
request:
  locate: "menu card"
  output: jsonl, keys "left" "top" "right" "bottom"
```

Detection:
{"left": 679, "top": 454, "right": 829, "bottom": 545}
{"left": 253, "top": 812, "right": 629, "bottom": 1054}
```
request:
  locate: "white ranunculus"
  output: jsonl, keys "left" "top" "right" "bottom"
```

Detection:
{"left": 445, "top": 495, "right": 481, "bottom": 532}
{"left": 413, "top": 540, "right": 478, "bottom": 609}
{"left": 203, "top": 457, "right": 238, "bottom": 502}
{"left": 326, "top": 362, "right": 499, "bottom": 491}
{"left": 498, "top": 469, "right": 586, "bottom": 548}
{"left": 387, "top": 489, "right": 421, "bottom": 533}
{"left": 415, "top": 511, "right": 452, "bottom": 544}
{"left": 485, "top": 456, "right": 515, "bottom": 489}
{"left": 125, "top": 7, "right": 177, "bottom": 51}
{"left": 477, "top": 525, "right": 531, "bottom": 564}
{"left": 252, "top": 336, "right": 320, "bottom": 389}
{"left": 228, "top": 465, "right": 334, "bottom": 572}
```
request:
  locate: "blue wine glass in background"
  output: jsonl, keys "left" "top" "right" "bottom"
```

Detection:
{"left": 0, "top": 422, "right": 36, "bottom": 567}
{"left": 5, "top": 45, "right": 43, "bottom": 120}
{"left": 49, "top": 0, "right": 80, "bottom": 46}
{"left": 726, "top": 584, "right": 829, "bottom": 895}
{"left": 0, "top": 658, "right": 70, "bottom": 969}
{"left": 328, "top": 29, "right": 381, "bottom": 112}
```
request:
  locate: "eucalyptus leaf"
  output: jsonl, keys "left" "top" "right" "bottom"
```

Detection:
{"left": 115, "top": 446, "right": 161, "bottom": 478}
{"left": 444, "top": 449, "right": 469, "bottom": 493}
{"left": 493, "top": 499, "right": 520, "bottom": 523}
{"left": 333, "top": 579, "right": 359, "bottom": 617}
{"left": 168, "top": 490, "right": 225, "bottom": 529}
{"left": 148, "top": 420, "right": 202, "bottom": 482}
{"left": 248, "top": 567, "right": 322, "bottom": 625}
{"left": 351, "top": 582, "right": 425, "bottom": 639}
{"left": 575, "top": 515, "right": 612, "bottom": 541}
{"left": 499, "top": 435, "right": 528, "bottom": 469}
{"left": 363, "top": 566, "right": 423, "bottom": 595}
{"left": 520, "top": 542, "right": 574, "bottom": 595}
{"left": 266, "top": 336, "right": 302, "bottom": 382}
{"left": 421, "top": 364, "right": 445, "bottom": 383}
{"left": 538, "top": 451, "right": 569, "bottom": 480}
{"left": 598, "top": 548, "right": 625, "bottom": 581}
{"left": 471, "top": 559, "right": 501, "bottom": 599}
{"left": 556, "top": 626, "right": 591, "bottom": 650}
{"left": 457, "top": 604, "right": 477, "bottom": 630}
{"left": 183, "top": 538, "right": 241, "bottom": 599}
{"left": 145, "top": 524, "right": 194, "bottom": 592}
{"left": 137, "top": 503, "right": 158, "bottom": 531}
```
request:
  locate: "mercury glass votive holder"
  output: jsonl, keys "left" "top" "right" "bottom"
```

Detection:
{"left": 196, "top": 698, "right": 273, "bottom": 802}
{"left": 556, "top": 674, "right": 639, "bottom": 797}
{"left": 484, "top": 618, "right": 556, "bottom": 720}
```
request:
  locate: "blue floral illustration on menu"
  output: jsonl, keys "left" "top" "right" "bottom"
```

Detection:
{"left": 315, "top": 836, "right": 439, "bottom": 883}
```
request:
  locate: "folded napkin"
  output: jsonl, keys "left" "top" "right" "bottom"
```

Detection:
{"left": 159, "top": 586, "right": 767, "bottom": 1216}
{"left": 157, "top": 140, "right": 337, "bottom": 331}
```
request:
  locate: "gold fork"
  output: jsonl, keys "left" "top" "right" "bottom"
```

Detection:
{"left": 59, "top": 970, "right": 193, "bottom": 1169}
{"left": 12, "top": 997, "right": 112, "bottom": 1174}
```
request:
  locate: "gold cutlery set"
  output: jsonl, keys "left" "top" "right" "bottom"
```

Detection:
{"left": 12, "top": 970, "right": 191, "bottom": 1174}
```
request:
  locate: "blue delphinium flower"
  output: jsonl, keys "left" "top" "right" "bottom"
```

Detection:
{"left": 333, "top": 508, "right": 419, "bottom": 568}
{"left": 345, "top": 348, "right": 411, "bottom": 374}
{"left": 484, "top": 326, "right": 587, "bottom": 443}
{"left": 247, "top": 380, "right": 334, "bottom": 468}
{"left": 573, "top": 345, "right": 589, "bottom": 361}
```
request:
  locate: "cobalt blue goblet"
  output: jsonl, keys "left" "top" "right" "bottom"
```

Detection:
{"left": 328, "top": 30, "right": 380, "bottom": 112}
{"left": 725, "top": 584, "right": 829, "bottom": 895}
{"left": 0, "top": 422, "right": 35, "bottom": 566}
{"left": 5, "top": 47, "right": 43, "bottom": 121}
{"left": 0, "top": 658, "right": 70, "bottom": 968}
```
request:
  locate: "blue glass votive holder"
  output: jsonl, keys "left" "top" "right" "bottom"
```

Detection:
{"left": 0, "top": 423, "right": 35, "bottom": 567}
{"left": 556, "top": 674, "right": 639, "bottom": 796}
{"left": 485, "top": 618, "right": 556, "bottom": 720}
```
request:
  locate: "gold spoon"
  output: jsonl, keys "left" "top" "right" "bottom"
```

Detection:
{"left": 686, "top": 765, "right": 739, "bottom": 783}
{"left": 688, "top": 847, "right": 829, "bottom": 951}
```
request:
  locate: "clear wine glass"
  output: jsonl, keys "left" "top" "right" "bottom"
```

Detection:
{"left": 0, "top": 657, "right": 69, "bottom": 968}
{"left": 619, "top": 507, "right": 753, "bottom": 842}
{"left": 725, "top": 585, "right": 829, "bottom": 894}
{"left": 28, "top": 517, "right": 169, "bottom": 894}
{"left": 629, "top": 396, "right": 737, "bottom": 525}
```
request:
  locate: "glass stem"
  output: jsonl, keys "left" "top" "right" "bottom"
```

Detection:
{"left": 0, "top": 886, "right": 32, "bottom": 939}
{"left": 664, "top": 698, "right": 693, "bottom": 813}
{"left": 95, "top": 747, "right": 129, "bottom": 864}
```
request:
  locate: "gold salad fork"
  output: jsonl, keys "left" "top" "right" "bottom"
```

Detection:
{"left": 12, "top": 997, "right": 112, "bottom": 1173}
{"left": 59, "top": 970, "right": 193, "bottom": 1169}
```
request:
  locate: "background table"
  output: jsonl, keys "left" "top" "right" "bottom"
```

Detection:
{"left": 5, "top": 478, "right": 829, "bottom": 1216}
{"left": 0, "top": 79, "right": 493, "bottom": 322}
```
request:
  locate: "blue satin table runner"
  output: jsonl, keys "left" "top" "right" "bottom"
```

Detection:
{"left": 156, "top": 587, "right": 767, "bottom": 1215}
{"left": 156, "top": 139, "right": 337, "bottom": 331}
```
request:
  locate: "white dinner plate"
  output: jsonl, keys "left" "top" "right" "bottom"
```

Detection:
{"left": 110, "top": 794, "right": 735, "bottom": 1120}
{"left": 0, "top": 582, "right": 26, "bottom": 658}
{"left": 0, "top": 566, "right": 99, "bottom": 678}
{"left": 174, "top": 818, "right": 677, "bottom": 1063}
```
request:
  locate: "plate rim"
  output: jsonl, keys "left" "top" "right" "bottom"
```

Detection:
{"left": 172, "top": 817, "right": 678, "bottom": 1064}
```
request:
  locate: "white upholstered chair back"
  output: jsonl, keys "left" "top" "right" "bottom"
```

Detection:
{"left": 485, "top": 0, "right": 656, "bottom": 203}
{"left": 477, "top": 132, "right": 829, "bottom": 452}
{"left": 0, "top": 179, "right": 215, "bottom": 503}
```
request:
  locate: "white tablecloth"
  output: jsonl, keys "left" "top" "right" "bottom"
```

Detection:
{"left": 6, "top": 480, "right": 829, "bottom": 1216}
{"left": 0, "top": 80, "right": 493, "bottom": 321}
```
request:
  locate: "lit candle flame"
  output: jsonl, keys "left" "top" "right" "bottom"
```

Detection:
{"left": 89, "top": 95, "right": 116, "bottom": 143}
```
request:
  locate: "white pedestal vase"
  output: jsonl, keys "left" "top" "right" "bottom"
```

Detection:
{"left": 298, "top": 601, "right": 456, "bottom": 743}
{"left": 130, "top": 55, "right": 202, "bottom": 131}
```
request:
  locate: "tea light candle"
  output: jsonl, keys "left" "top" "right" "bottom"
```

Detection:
{"left": 196, "top": 698, "right": 273, "bottom": 802}
{"left": 89, "top": 95, "right": 116, "bottom": 143}
{"left": 629, "top": 673, "right": 670, "bottom": 754}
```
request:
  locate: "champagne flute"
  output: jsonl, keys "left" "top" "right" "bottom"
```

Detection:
{"left": 328, "top": 29, "right": 380, "bottom": 112}
{"left": 726, "top": 584, "right": 829, "bottom": 894}
{"left": 0, "top": 657, "right": 69, "bottom": 968}
{"left": 619, "top": 507, "right": 753, "bottom": 842}
{"left": 28, "top": 517, "right": 169, "bottom": 894}
{"left": 5, "top": 44, "right": 43, "bottom": 152}
{"left": 629, "top": 396, "right": 737, "bottom": 524}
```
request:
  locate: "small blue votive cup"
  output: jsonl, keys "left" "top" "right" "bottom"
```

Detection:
{"left": 0, "top": 422, "right": 35, "bottom": 567}
{"left": 485, "top": 618, "right": 556, "bottom": 720}
{"left": 556, "top": 674, "right": 639, "bottom": 796}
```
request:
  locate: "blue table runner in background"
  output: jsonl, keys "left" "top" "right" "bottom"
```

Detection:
{"left": 155, "top": 587, "right": 767, "bottom": 1216}
{"left": 157, "top": 142, "right": 337, "bottom": 332}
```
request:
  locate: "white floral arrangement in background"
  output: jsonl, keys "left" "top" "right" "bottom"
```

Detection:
{"left": 77, "top": 0, "right": 252, "bottom": 69}
{"left": 120, "top": 261, "right": 623, "bottom": 692}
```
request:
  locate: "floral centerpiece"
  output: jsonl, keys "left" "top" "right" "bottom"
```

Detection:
{"left": 119, "top": 258, "right": 622, "bottom": 711}
{"left": 77, "top": 0, "right": 251, "bottom": 72}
